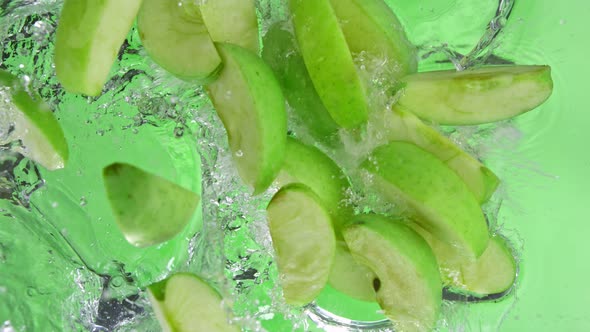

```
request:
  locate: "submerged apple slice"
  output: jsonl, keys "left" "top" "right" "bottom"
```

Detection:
{"left": 384, "top": 107, "right": 499, "bottom": 203}
{"left": 201, "top": 0, "right": 260, "bottom": 54}
{"left": 103, "top": 162, "right": 200, "bottom": 247}
{"left": 329, "top": 240, "right": 376, "bottom": 302}
{"left": 414, "top": 224, "right": 517, "bottom": 297}
{"left": 207, "top": 43, "right": 287, "bottom": 194}
{"left": 267, "top": 183, "right": 336, "bottom": 306}
{"left": 343, "top": 214, "right": 442, "bottom": 331}
{"left": 0, "top": 70, "right": 68, "bottom": 170}
{"left": 55, "top": 0, "right": 142, "bottom": 96}
{"left": 148, "top": 273, "right": 239, "bottom": 332}
{"left": 362, "top": 142, "right": 489, "bottom": 258}
{"left": 290, "top": 0, "right": 368, "bottom": 128}
{"left": 397, "top": 65, "right": 553, "bottom": 125}
{"left": 262, "top": 22, "right": 340, "bottom": 144}
{"left": 137, "top": 0, "right": 222, "bottom": 81}
{"left": 329, "top": 0, "right": 417, "bottom": 78}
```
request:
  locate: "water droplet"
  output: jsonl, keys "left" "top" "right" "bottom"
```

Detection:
{"left": 235, "top": 150, "right": 244, "bottom": 158}
{"left": 79, "top": 196, "right": 87, "bottom": 206}
{"left": 96, "top": 130, "right": 105, "bottom": 136}
{"left": 174, "top": 126, "right": 184, "bottom": 137}
{"left": 51, "top": 202, "right": 58, "bottom": 208}
{"left": 26, "top": 287, "right": 37, "bottom": 297}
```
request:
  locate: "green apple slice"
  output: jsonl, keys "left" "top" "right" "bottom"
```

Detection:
{"left": 343, "top": 214, "right": 442, "bottom": 331}
{"left": 148, "top": 273, "right": 239, "bottom": 332}
{"left": 328, "top": 240, "right": 376, "bottom": 302}
{"left": 262, "top": 22, "right": 339, "bottom": 144}
{"left": 384, "top": 107, "right": 499, "bottom": 203}
{"left": 290, "top": 0, "right": 368, "bottom": 128}
{"left": 137, "top": 0, "right": 222, "bottom": 81}
{"left": 0, "top": 70, "right": 68, "bottom": 170}
{"left": 55, "top": 0, "right": 142, "bottom": 96}
{"left": 103, "top": 162, "right": 200, "bottom": 247}
{"left": 201, "top": 0, "right": 260, "bottom": 54}
{"left": 414, "top": 224, "right": 517, "bottom": 297}
{"left": 397, "top": 65, "right": 553, "bottom": 125}
{"left": 267, "top": 183, "right": 336, "bottom": 306}
{"left": 206, "top": 43, "right": 287, "bottom": 194}
{"left": 362, "top": 142, "right": 489, "bottom": 258}
{"left": 328, "top": 0, "right": 417, "bottom": 78}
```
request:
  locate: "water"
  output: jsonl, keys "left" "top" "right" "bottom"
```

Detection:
{"left": 0, "top": 0, "right": 547, "bottom": 331}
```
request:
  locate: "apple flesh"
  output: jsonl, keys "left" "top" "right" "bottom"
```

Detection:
{"left": 54, "top": 0, "right": 142, "bottom": 96}
{"left": 343, "top": 214, "right": 442, "bottom": 332}
{"left": 102, "top": 162, "right": 200, "bottom": 248}
{"left": 397, "top": 65, "right": 553, "bottom": 125}
{"left": 0, "top": 69, "right": 68, "bottom": 170}
{"left": 362, "top": 141, "right": 489, "bottom": 258}
{"left": 137, "top": 0, "right": 222, "bottom": 81}
{"left": 206, "top": 43, "right": 287, "bottom": 194}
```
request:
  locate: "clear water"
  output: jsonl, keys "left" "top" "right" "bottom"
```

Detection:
{"left": 1, "top": 0, "right": 583, "bottom": 331}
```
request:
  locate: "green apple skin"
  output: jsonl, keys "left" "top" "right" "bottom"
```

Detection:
{"left": 362, "top": 142, "right": 489, "bottom": 258}
{"left": 207, "top": 43, "right": 287, "bottom": 195}
{"left": 137, "top": 0, "right": 222, "bottom": 81}
{"left": 385, "top": 107, "right": 499, "bottom": 203}
{"left": 103, "top": 163, "right": 200, "bottom": 248}
{"left": 343, "top": 214, "right": 442, "bottom": 332}
{"left": 55, "top": 0, "right": 143, "bottom": 96}
{"left": 262, "top": 22, "right": 340, "bottom": 145}
{"left": 267, "top": 183, "right": 336, "bottom": 306}
{"left": 0, "top": 70, "right": 69, "bottom": 170}
{"left": 289, "top": 0, "right": 368, "bottom": 128}
{"left": 328, "top": 0, "right": 417, "bottom": 78}
{"left": 414, "top": 224, "right": 517, "bottom": 297}
{"left": 201, "top": 0, "right": 260, "bottom": 54}
{"left": 398, "top": 65, "right": 553, "bottom": 125}
{"left": 148, "top": 273, "right": 239, "bottom": 332}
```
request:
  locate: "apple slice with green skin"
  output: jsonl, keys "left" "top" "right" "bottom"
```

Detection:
{"left": 361, "top": 141, "right": 489, "bottom": 258}
{"left": 290, "top": 0, "right": 368, "bottom": 128}
{"left": 0, "top": 70, "right": 68, "bottom": 170}
{"left": 414, "top": 224, "right": 517, "bottom": 297}
{"left": 343, "top": 214, "right": 442, "bottom": 331}
{"left": 397, "top": 65, "right": 553, "bottom": 125}
{"left": 328, "top": 0, "right": 417, "bottom": 78}
{"left": 384, "top": 107, "right": 499, "bottom": 203}
{"left": 148, "top": 273, "right": 239, "bottom": 332}
{"left": 207, "top": 43, "right": 287, "bottom": 195}
{"left": 137, "top": 0, "right": 222, "bottom": 82}
{"left": 103, "top": 162, "right": 200, "bottom": 248}
{"left": 54, "top": 0, "right": 143, "bottom": 96}
{"left": 267, "top": 183, "right": 336, "bottom": 306}
{"left": 329, "top": 240, "right": 376, "bottom": 302}
{"left": 201, "top": 0, "right": 260, "bottom": 54}
{"left": 262, "top": 22, "right": 340, "bottom": 145}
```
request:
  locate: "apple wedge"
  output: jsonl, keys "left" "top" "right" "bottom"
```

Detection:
{"left": 414, "top": 224, "right": 517, "bottom": 297}
{"left": 262, "top": 22, "right": 339, "bottom": 144}
{"left": 329, "top": 0, "right": 417, "bottom": 78}
{"left": 55, "top": 0, "right": 142, "bottom": 96}
{"left": 201, "top": 0, "right": 260, "bottom": 54}
{"left": 0, "top": 69, "right": 68, "bottom": 170}
{"left": 137, "top": 0, "right": 222, "bottom": 81}
{"left": 343, "top": 214, "right": 441, "bottom": 331}
{"left": 328, "top": 240, "right": 376, "bottom": 302}
{"left": 103, "top": 162, "right": 200, "bottom": 248}
{"left": 148, "top": 273, "right": 239, "bottom": 332}
{"left": 362, "top": 142, "right": 489, "bottom": 258}
{"left": 384, "top": 107, "right": 499, "bottom": 203}
{"left": 267, "top": 183, "right": 336, "bottom": 306}
{"left": 206, "top": 43, "right": 287, "bottom": 194}
{"left": 289, "top": 0, "right": 368, "bottom": 128}
{"left": 397, "top": 65, "right": 553, "bottom": 125}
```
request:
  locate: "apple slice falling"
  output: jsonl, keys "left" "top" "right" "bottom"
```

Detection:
{"left": 362, "top": 141, "right": 489, "bottom": 258}
{"left": 0, "top": 69, "right": 68, "bottom": 170}
{"left": 54, "top": 0, "right": 142, "bottom": 96}
{"left": 103, "top": 162, "right": 200, "bottom": 248}
{"left": 397, "top": 65, "right": 553, "bottom": 125}
{"left": 148, "top": 273, "right": 239, "bottom": 332}
{"left": 137, "top": 0, "right": 222, "bottom": 81}
{"left": 343, "top": 214, "right": 442, "bottom": 332}
{"left": 267, "top": 183, "right": 336, "bottom": 306}
{"left": 206, "top": 43, "right": 287, "bottom": 194}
